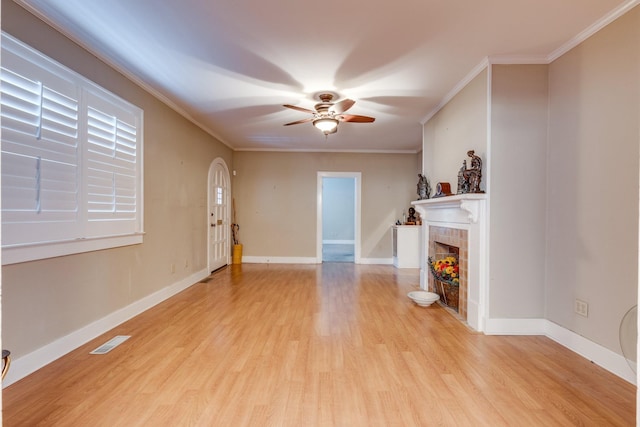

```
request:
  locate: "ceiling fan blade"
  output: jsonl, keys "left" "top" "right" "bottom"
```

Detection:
{"left": 331, "top": 98, "right": 355, "bottom": 114}
{"left": 284, "top": 117, "right": 314, "bottom": 126}
{"left": 338, "top": 114, "right": 375, "bottom": 123}
{"left": 283, "top": 104, "right": 315, "bottom": 114}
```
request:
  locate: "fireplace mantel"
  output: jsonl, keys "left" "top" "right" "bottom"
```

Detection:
{"left": 412, "top": 193, "right": 486, "bottom": 223}
{"left": 412, "top": 194, "right": 488, "bottom": 331}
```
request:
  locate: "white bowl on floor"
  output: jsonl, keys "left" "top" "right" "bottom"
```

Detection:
{"left": 407, "top": 291, "right": 440, "bottom": 307}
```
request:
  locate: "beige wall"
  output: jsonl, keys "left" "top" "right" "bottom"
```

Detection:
{"left": 423, "top": 69, "right": 488, "bottom": 189}
{"left": 546, "top": 7, "right": 639, "bottom": 351}
{"left": 422, "top": 5, "right": 639, "bottom": 356}
{"left": 1, "top": 1, "right": 233, "bottom": 357}
{"left": 232, "top": 151, "right": 420, "bottom": 260}
{"left": 489, "top": 65, "right": 548, "bottom": 318}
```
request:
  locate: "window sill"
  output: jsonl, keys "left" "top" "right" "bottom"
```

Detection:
{"left": 2, "top": 233, "right": 144, "bottom": 265}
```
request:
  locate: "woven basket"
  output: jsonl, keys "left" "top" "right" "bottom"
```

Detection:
{"left": 435, "top": 279, "right": 459, "bottom": 311}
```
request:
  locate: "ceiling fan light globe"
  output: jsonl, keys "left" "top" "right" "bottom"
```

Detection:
{"left": 313, "top": 117, "right": 338, "bottom": 133}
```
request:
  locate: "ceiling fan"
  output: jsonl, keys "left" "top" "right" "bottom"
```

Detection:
{"left": 283, "top": 93, "right": 375, "bottom": 135}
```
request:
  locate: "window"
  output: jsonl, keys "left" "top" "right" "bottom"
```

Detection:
{"left": 1, "top": 33, "right": 144, "bottom": 265}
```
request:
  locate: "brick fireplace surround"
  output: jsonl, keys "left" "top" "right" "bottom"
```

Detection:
{"left": 412, "top": 194, "right": 488, "bottom": 331}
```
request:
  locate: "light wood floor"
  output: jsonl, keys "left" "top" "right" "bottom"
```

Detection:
{"left": 3, "top": 263, "right": 635, "bottom": 426}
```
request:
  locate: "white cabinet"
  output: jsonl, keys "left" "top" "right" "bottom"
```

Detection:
{"left": 392, "top": 225, "right": 420, "bottom": 268}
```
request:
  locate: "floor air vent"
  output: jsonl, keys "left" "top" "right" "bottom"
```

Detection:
{"left": 90, "top": 335, "right": 131, "bottom": 355}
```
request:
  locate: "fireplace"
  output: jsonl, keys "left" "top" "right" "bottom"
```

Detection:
{"left": 412, "top": 194, "right": 487, "bottom": 331}
{"left": 430, "top": 236, "right": 467, "bottom": 316}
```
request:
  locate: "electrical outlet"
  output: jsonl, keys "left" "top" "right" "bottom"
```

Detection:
{"left": 170, "top": 263, "right": 176, "bottom": 274}
{"left": 575, "top": 299, "right": 589, "bottom": 317}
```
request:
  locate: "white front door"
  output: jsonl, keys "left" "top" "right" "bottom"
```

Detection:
{"left": 208, "top": 158, "right": 230, "bottom": 272}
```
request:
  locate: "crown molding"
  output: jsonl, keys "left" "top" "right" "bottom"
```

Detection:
{"left": 13, "top": 0, "right": 235, "bottom": 151}
{"left": 488, "top": 54, "right": 549, "bottom": 65}
{"left": 548, "top": 0, "right": 640, "bottom": 62}
{"left": 420, "top": 57, "right": 489, "bottom": 125}
{"left": 233, "top": 147, "right": 420, "bottom": 154}
{"left": 421, "top": 0, "right": 639, "bottom": 126}
{"left": 16, "top": 0, "right": 639, "bottom": 148}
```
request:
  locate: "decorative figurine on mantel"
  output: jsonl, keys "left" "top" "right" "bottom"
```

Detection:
{"left": 417, "top": 174, "right": 431, "bottom": 200}
{"left": 456, "top": 150, "right": 484, "bottom": 194}
{"left": 457, "top": 160, "right": 469, "bottom": 194}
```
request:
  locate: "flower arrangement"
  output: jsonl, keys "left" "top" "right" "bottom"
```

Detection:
{"left": 428, "top": 255, "right": 460, "bottom": 286}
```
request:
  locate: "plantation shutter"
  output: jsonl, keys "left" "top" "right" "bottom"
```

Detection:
{"left": 1, "top": 33, "right": 143, "bottom": 263}
{"left": 85, "top": 91, "right": 140, "bottom": 236}
{"left": 1, "top": 46, "right": 80, "bottom": 246}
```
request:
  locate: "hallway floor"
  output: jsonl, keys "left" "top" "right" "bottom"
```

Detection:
{"left": 322, "top": 243, "right": 354, "bottom": 262}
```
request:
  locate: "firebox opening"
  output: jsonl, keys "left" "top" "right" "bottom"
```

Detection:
{"left": 432, "top": 241, "right": 461, "bottom": 312}
{"left": 434, "top": 242, "right": 459, "bottom": 257}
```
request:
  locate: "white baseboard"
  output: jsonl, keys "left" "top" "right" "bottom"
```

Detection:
{"left": 242, "top": 256, "right": 319, "bottom": 264}
{"left": 242, "top": 256, "right": 392, "bottom": 265}
{"left": 544, "top": 320, "right": 636, "bottom": 384}
{"left": 3, "top": 268, "right": 209, "bottom": 388}
{"left": 484, "top": 317, "right": 548, "bottom": 335}
{"left": 359, "top": 258, "right": 393, "bottom": 265}
{"left": 484, "top": 318, "right": 636, "bottom": 385}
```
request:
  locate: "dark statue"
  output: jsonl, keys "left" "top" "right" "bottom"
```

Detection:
{"left": 417, "top": 174, "right": 431, "bottom": 200}
{"left": 457, "top": 160, "right": 469, "bottom": 194}
{"left": 407, "top": 207, "right": 418, "bottom": 223}
{"left": 456, "top": 150, "right": 484, "bottom": 194}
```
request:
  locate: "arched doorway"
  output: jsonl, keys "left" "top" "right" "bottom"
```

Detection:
{"left": 208, "top": 158, "right": 231, "bottom": 272}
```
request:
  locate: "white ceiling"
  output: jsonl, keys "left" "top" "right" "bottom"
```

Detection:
{"left": 15, "top": 0, "right": 633, "bottom": 152}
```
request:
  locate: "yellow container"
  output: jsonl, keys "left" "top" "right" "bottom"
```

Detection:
{"left": 232, "top": 244, "right": 243, "bottom": 264}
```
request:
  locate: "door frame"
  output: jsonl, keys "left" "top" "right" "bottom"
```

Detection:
{"left": 207, "top": 157, "right": 231, "bottom": 272}
{"left": 316, "top": 171, "right": 361, "bottom": 263}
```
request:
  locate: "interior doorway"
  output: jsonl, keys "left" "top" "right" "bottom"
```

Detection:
{"left": 317, "top": 172, "right": 361, "bottom": 263}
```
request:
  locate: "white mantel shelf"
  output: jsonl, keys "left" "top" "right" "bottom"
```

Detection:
{"left": 411, "top": 193, "right": 488, "bottom": 332}
{"left": 412, "top": 194, "right": 487, "bottom": 223}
